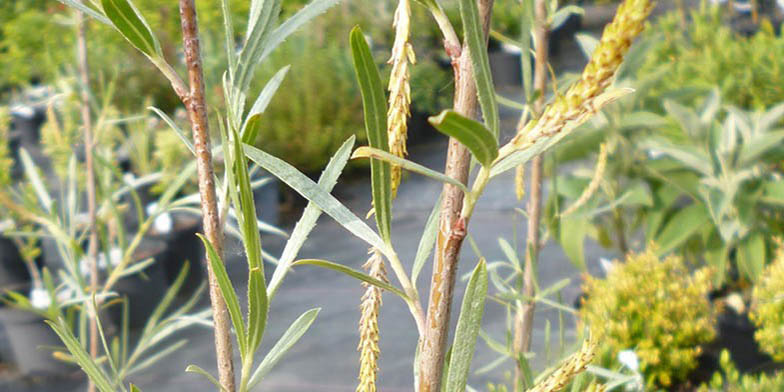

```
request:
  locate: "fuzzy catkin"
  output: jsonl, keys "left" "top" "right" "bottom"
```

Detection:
{"left": 561, "top": 143, "right": 608, "bottom": 217}
{"left": 512, "top": 0, "right": 653, "bottom": 149}
{"left": 387, "top": 0, "right": 415, "bottom": 199}
{"left": 527, "top": 337, "right": 598, "bottom": 392}
{"left": 356, "top": 248, "right": 388, "bottom": 392}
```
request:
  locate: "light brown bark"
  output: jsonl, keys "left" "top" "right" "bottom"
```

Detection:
{"left": 417, "top": 1, "right": 494, "bottom": 390}
{"left": 178, "top": 2, "right": 236, "bottom": 391}
{"left": 513, "top": 0, "right": 548, "bottom": 389}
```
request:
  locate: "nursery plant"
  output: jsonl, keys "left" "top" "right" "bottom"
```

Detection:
{"left": 579, "top": 249, "right": 716, "bottom": 388}
{"left": 750, "top": 242, "right": 784, "bottom": 362}
{"left": 47, "top": 0, "right": 656, "bottom": 391}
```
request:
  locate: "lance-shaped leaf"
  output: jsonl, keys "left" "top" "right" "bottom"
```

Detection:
{"left": 185, "top": 365, "right": 227, "bottom": 392}
{"left": 412, "top": 193, "right": 442, "bottom": 285}
{"left": 247, "top": 308, "right": 321, "bottom": 388}
{"left": 242, "top": 144, "right": 390, "bottom": 255}
{"left": 430, "top": 110, "right": 499, "bottom": 166}
{"left": 351, "top": 147, "right": 468, "bottom": 193}
{"left": 268, "top": 136, "right": 356, "bottom": 298}
{"left": 445, "top": 259, "right": 488, "bottom": 392}
{"left": 292, "top": 259, "right": 409, "bottom": 300}
{"left": 242, "top": 65, "right": 291, "bottom": 144}
{"left": 100, "top": 0, "right": 161, "bottom": 58}
{"left": 350, "top": 26, "right": 392, "bottom": 243}
{"left": 47, "top": 319, "right": 115, "bottom": 392}
{"left": 654, "top": 204, "right": 709, "bottom": 255}
{"left": 57, "top": 0, "right": 112, "bottom": 25}
{"left": 458, "top": 0, "right": 499, "bottom": 137}
{"left": 197, "top": 234, "right": 248, "bottom": 357}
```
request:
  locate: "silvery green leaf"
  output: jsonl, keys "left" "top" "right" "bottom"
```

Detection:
{"left": 351, "top": 147, "right": 468, "bottom": 193}
{"left": 445, "top": 259, "right": 488, "bottom": 392}
{"left": 429, "top": 110, "right": 498, "bottom": 166}
{"left": 267, "top": 136, "right": 355, "bottom": 298}
{"left": 412, "top": 194, "right": 442, "bottom": 285}
{"left": 247, "top": 308, "right": 321, "bottom": 388}
{"left": 100, "top": 0, "right": 162, "bottom": 58}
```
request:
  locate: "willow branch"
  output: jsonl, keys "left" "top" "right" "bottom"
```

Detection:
{"left": 417, "top": 1, "right": 494, "bottom": 391}
{"left": 178, "top": 1, "right": 236, "bottom": 391}
{"left": 514, "top": 0, "right": 549, "bottom": 388}
{"left": 74, "top": 5, "right": 98, "bottom": 392}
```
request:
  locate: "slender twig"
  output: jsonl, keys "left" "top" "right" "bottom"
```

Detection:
{"left": 75, "top": 5, "right": 98, "bottom": 392}
{"left": 178, "top": 1, "right": 236, "bottom": 391}
{"left": 417, "top": 1, "right": 494, "bottom": 390}
{"left": 514, "top": 0, "right": 548, "bottom": 388}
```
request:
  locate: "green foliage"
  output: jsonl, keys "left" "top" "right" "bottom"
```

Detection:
{"left": 0, "top": 106, "right": 12, "bottom": 187}
{"left": 638, "top": 6, "right": 784, "bottom": 111}
{"left": 251, "top": 30, "right": 365, "bottom": 173}
{"left": 749, "top": 245, "right": 784, "bottom": 362}
{"left": 580, "top": 250, "right": 715, "bottom": 388}
{"left": 699, "top": 349, "right": 784, "bottom": 391}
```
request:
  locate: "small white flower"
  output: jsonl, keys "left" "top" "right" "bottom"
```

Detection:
{"left": 30, "top": 287, "right": 51, "bottom": 309}
{"left": 618, "top": 349, "right": 640, "bottom": 372}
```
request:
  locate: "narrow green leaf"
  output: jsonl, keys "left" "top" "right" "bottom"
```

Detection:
{"left": 242, "top": 144, "right": 389, "bottom": 254}
{"left": 268, "top": 136, "right": 355, "bottom": 298}
{"left": 738, "top": 233, "right": 765, "bottom": 282}
{"left": 227, "top": 125, "right": 268, "bottom": 354}
{"left": 258, "top": 0, "right": 343, "bottom": 66}
{"left": 100, "top": 0, "right": 161, "bottom": 57}
{"left": 130, "top": 384, "right": 142, "bottom": 392}
{"left": 56, "top": 0, "right": 112, "bottom": 25}
{"left": 46, "top": 319, "right": 115, "bottom": 392}
{"left": 738, "top": 130, "right": 784, "bottom": 167}
{"left": 412, "top": 194, "right": 442, "bottom": 285}
{"left": 247, "top": 308, "right": 321, "bottom": 388}
{"left": 186, "top": 364, "right": 228, "bottom": 392}
{"left": 654, "top": 204, "right": 709, "bottom": 255}
{"left": 350, "top": 26, "right": 392, "bottom": 243}
{"left": 242, "top": 66, "right": 291, "bottom": 144}
{"left": 351, "top": 147, "right": 468, "bottom": 193}
{"left": 429, "top": 110, "right": 499, "bottom": 166}
{"left": 559, "top": 217, "right": 587, "bottom": 271}
{"left": 457, "top": 0, "right": 499, "bottom": 136}
{"left": 292, "top": 259, "right": 409, "bottom": 300}
{"left": 196, "top": 234, "right": 248, "bottom": 357}
{"left": 642, "top": 139, "right": 713, "bottom": 177}
{"left": 148, "top": 106, "right": 195, "bottom": 156}
{"left": 445, "top": 259, "right": 488, "bottom": 392}
{"left": 221, "top": 0, "right": 237, "bottom": 79}
{"left": 235, "top": 0, "right": 280, "bottom": 93}
{"left": 19, "top": 148, "right": 53, "bottom": 212}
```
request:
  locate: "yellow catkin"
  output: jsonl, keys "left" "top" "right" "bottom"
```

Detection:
{"left": 387, "top": 0, "right": 415, "bottom": 199}
{"left": 527, "top": 337, "right": 598, "bottom": 392}
{"left": 515, "top": 164, "right": 526, "bottom": 201}
{"left": 561, "top": 143, "right": 608, "bottom": 217}
{"left": 512, "top": 0, "right": 653, "bottom": 149}
{"left": 356, "top": 248, "right": 388, "bottom": 392}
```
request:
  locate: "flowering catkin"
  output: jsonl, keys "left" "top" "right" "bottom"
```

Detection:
{"left": 356, "top": 248, "right": 388, "bottom": 392}
{"left": 512, "top": 0, "right": 653, "bottom": 150}
{"left": 528, "top": 336, "right": 598, "bottom": 392}
{"left": 387, "top": 0, "right": 415, "bottom": 198}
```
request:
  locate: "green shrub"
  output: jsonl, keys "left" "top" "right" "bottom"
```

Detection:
{"left": 638, "top": 6, "right": 784, "bottom": 111}
{"left": 699, "top": 349, "right": 784, "bottom": 391}
{"left": 580, "top": 249, "right": 716, "bottom": 388}
{"left": 750, "top": 244, "right": 784, "bottom": 362}
{"left": 0, "top": 106, "right": 11, "bottom": 187}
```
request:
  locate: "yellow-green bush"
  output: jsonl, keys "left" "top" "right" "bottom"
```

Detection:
{"left": 750, "top": 245, "right": 784, "bottom": 362}
{"left": 579, "top": 250, "right": 715, "bottom": 388}
{"left": 699, "top": 350, "right": 784, "bottom": 391}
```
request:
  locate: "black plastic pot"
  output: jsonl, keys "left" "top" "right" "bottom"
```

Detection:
{"left": 0, "top": 306, "right": 74, "bottom": 377}
{"left": 489, "top": 47, "right": 523, "bottom": 87}
{"left": 107, "top": 239, "right": 169, "bottom": 330}
{"left": 147, "top": 212, "right": 204, "bottom": 297}
{"left": 0, "top": 236, "right": 31, "bottom": 292}
{"left": 10, "top": 105, "right": 45, "bottom": 147}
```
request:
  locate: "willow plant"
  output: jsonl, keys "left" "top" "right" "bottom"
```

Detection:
{"left": 52, "top": 0, "right": 654, "bottom": 390}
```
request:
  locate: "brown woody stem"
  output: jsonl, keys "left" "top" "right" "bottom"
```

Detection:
{"left": 514, "top": 0, "right": 548, "bottom": 389}
{"left": 74, "top": 5, "right": 98, "bottom": 392}
{"left": 178, "top": 1, "right": 236, "bottom": 391}
{"left": 417, "top": 1, "right": 494, "bottom": 390}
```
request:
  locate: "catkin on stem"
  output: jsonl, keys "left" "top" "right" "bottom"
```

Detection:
{"left": 387, "top": 0, "right": 415, "bottom": 198}
{"left": 528, "top": 336, "right": 598, "bottom": 392}
{"left": 511, "top": 0, "right": 654, "bottom": 150}
{"left": 356, "top": 248, "right": 388, "bottom": 392}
